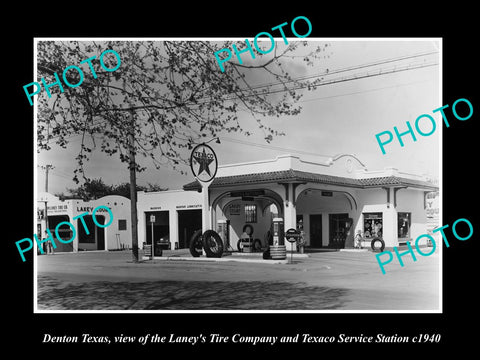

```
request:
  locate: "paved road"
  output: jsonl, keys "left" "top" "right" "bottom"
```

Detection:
{"left": 36, "top": 249, "right": 440, "bottom": 311}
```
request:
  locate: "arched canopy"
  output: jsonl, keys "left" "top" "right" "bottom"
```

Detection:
{"left": 211, "top": 188, "right": 284, "bottom": 224}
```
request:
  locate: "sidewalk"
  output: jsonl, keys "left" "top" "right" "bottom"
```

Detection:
{"left": 143, "top": 249, "right": 309, "bottom": 264}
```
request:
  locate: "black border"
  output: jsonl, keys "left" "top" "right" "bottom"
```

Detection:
{"left": 7, "top": 4, "right": 479, "bottom": 355}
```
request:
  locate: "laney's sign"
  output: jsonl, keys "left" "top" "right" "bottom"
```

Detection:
{"left": 77, "top": 206, "right": 111, "bottom": 212}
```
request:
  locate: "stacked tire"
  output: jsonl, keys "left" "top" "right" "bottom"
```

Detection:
{"left": 269, "top": 245, "right": 287, "bottom": 260}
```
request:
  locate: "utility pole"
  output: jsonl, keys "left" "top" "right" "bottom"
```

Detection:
{"left": 39, "top": 164, "right": 54, "bottom": 254}
{"left": 44, "top": 165, "right": 53, "bottom": 193}
{"left": 128, "top": 110, "right": 139, "bottom": 262}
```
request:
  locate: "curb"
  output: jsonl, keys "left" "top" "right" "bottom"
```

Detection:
{"left": 142, "top": 256, "right": 288, "bottom": 265}
{"left": 232, "top": 252, "right": 309, "bottom": 258}
{"left": 339, "top": 249, "right": 369, "bottom": 252}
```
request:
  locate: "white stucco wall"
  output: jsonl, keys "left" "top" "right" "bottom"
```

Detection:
{"left": 37, "top": 193, "right": 131, "bottom": 252}
{"left": 137, "top": 190, "right": 203, "bottom": 249}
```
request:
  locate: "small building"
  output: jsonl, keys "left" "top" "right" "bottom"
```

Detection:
{"left": 137, "top": 190, "right": 203, "bottom": 251}
{"left": 137, "top": 154, "right": 438, "bottom": 251}
{"left": 37, "top": 193, "right": 131, "bottom": 252}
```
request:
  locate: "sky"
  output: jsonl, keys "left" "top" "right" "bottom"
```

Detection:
{"left": 36, "top": 39, "right": 441, "bottom": 195}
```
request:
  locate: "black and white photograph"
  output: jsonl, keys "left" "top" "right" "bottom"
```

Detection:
{"left": 33, "top": 38, "right": 441, "bottom": 312}
{"left": 7, "top": 7, "right": 478, "bottom": 354}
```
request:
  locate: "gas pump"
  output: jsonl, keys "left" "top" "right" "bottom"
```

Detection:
{"left": 272, "top": 217, "right": 284, "bottom": 246}
{"left": 268, "top": 217, "right": 286, "bottom": 260}
{"left": 217, "top": 219, "right": 231, "bottom": 253}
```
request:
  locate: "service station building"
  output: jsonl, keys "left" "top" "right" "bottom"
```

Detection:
{"left": 37, "top": 154, "right": 438, "bottom": 254}
{"left": 137, "top": 154, "right": 439, "bottom": 252}
{"left": 37, "top": 193, "right": 131, "bottom": 252}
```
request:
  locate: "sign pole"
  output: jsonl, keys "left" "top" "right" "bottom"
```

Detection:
{"left": 189, "top": 143, "right": 219, "bottom": 257}
{"left": 150, "top": 214, "right": 155, "bottom": 260}
{"left": 150, "top": 222, "right": 154, "bottom": 259}
{"left": 285, "top": 228, "right": 300, "bottom": 265}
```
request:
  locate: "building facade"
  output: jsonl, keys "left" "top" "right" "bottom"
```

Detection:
{"left": 137, "top": 190, "right": 203, "bottom": 251}
{"left": 37, "top": 154, "right": 438, "bottom": 253}
{"left": 37, "top": 193, "right": 131, "bottom": 252}
{"left": 139, "top": 154, "right": 438, "bottom": 251}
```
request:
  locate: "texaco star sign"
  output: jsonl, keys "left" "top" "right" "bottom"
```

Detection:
{"left": 190, "top": 143, "right": 218, "bottom": 182}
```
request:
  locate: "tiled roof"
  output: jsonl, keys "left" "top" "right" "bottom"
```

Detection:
{"left": 358, "top": 175, "right": 438, "bottom": 189}
{"left": 183, "top": 169, "right": 438, "bottom": 191}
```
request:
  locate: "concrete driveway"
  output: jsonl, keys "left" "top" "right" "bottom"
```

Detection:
{"left": 36, "top": 249, "right": 440, "bottom": 311}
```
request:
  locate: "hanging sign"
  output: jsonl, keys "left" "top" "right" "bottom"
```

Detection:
{"left": 229, "top": 204, "right": 241, "bottom": 215}
{"left": 190, "top": 143, "right": 218, "bottom": 182}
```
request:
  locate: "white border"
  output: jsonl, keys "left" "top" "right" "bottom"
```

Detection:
{"left": 33, "top": 37, "right": 443, "bottom": 314}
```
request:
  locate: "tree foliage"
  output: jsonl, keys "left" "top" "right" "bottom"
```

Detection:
{"left": 37, "top": 40, "right": 329, "bottom": 183}
{"left": 57, "top": 178, "right": 167, "bottom": 201}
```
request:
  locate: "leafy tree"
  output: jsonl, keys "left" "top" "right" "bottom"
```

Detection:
{"left": 142, "top": 182, "right": 169, "bottom": 193}
{"left": 66, "top": 178, "right": 112, "bottom": 200}
{"left": 36, "top": 40, "right": 329, "bottom": 261}
{"left": 111, "top": 182, "right": 168, "bottom": 199}
{"left": 63, "top": 179, "right": 167, "bottom": 200}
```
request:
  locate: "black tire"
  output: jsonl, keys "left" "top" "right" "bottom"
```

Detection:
{"left": 189, "top": 229, "right": 203, "bottom": 257}
{"left": 237, "top": 239, "right": 244, "bottom": 252}
{"left": 371, "top": 237, "right": 385, "bottom": 252}
{"left": 242, "top": 224, "right": 254, "bottom": 235}
{"left": 202, "top": 230, "right": 224, "bottom": 258}
{"left": 253, "top": 239, "right": 262, "bottom": 251}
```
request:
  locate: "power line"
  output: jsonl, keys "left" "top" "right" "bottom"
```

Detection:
{"left": 297, "top": 78, "right": 433, "bottom": 104}
{"left": 42, "top": 55, "right": 438, "bottom": 143}
{"left": 44, "top": 75, "right": 432, "bottom": 162}
{"left": 182, "top": 53, "right": 437, "bottom": 107}
{"left": 244, "top": 50, "right": 438, "bottom": 92}
{"left": 220, "top": 137, "right": 332, "bottom": 158}
{"left": 223, "top": 61, "right": 438, "bottom": 101}
{"left": 49, "top": 171, "right": 72, "bottom": 180}
{"left": 219, "top": 79, "right": 436, "bottom": 158}
{"left": 50, "top": 169, "right": 74, "bottom": 179}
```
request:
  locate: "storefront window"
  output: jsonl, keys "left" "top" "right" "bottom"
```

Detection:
{"left": 363, "top": 212, "right": 383, "bottom": 238}
{"left": 245, "top": 204, "right": 257, "bottom": 223}
{"left": 398, "top": 212, "right": 411, "bottom": 239}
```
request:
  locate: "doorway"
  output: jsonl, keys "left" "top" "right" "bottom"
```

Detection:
{"left": 309, "top": 214, "right": 322, "bottom": 247}
{"left": 48, "top": 215, "right": 74, "bottom": 252}
{"left": 145, "top": 211, "right": 169, "bottom": 254}
{"left": 178, "top": 209, "right": 202, "bottom": 249}
{"left": 77, "top": 215, "right": 105, "bottom": 251}
{"left": 329, "top": 213, "right": 349, "bottom": 249}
